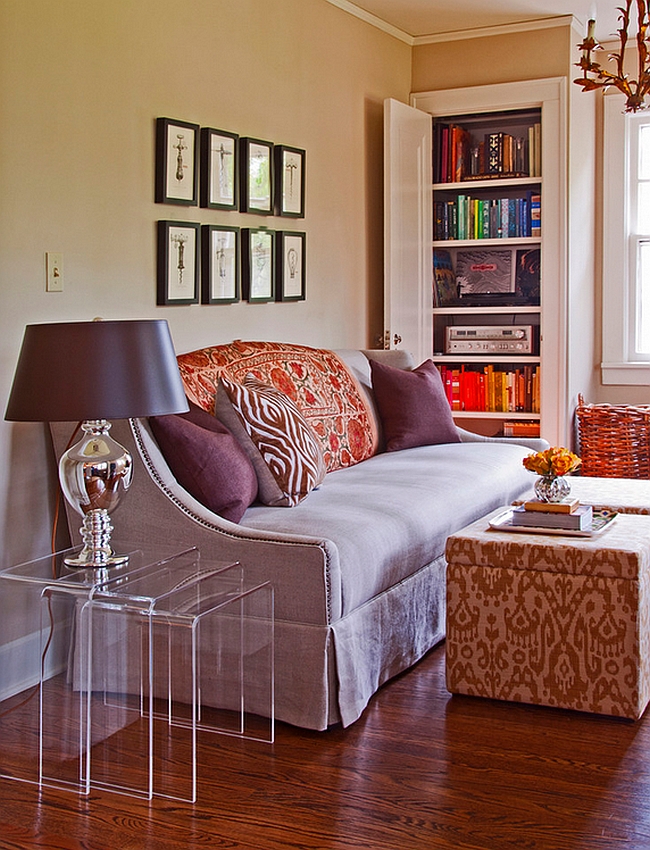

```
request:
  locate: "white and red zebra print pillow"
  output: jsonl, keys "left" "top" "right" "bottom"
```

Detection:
{"left": 218, "top": 374, "right": 326, "bottom": 507}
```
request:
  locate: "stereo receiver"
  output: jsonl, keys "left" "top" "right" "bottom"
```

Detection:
{"left": 445, "top": 325, "right": 534, "bottom": 354}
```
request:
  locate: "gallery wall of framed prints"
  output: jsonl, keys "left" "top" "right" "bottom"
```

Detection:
{"left": 155, "top": 116, "right": 306, "bottom": 306}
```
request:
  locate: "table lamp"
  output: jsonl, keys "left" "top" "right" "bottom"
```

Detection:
{"left": 4, "top": 319, "right": 189, "bottom": 568}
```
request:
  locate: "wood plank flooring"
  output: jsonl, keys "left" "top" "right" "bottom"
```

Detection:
{"left": 1, "top": 642, "right": 650, "bottom": 850}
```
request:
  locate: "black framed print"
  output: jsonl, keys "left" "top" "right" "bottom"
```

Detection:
{"left": 275, "top": 146, "right": 305, "bottom": 217}
{"left": 157, "top": 221, "right": 200, "bottom": 305}
{"left": 275, "top": 231, "right": 306, "bottom": 301}
{"left": 201, "top": 225, "right": 240, "bottom": 304}
{"left": 200, "top": 127, "right": 239, "bottom": 210}
{"left": 240, "top": 138, "right": 273, "bottom": 214}
{"left": 155, "top": 118, "right": 199, "bottom": 205}
{"left": 242, "top": 228, "right": 274, "bottom": 302}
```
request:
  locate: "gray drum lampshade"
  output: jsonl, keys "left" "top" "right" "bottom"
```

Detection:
{"left": 5, "top": 319, "right": 189, "bottom": 422}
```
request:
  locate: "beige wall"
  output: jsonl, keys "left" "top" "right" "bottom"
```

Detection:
{"left": 0, "top": 0, "right": 411, "bottom": 565}
{"left": 412, "top": 26, "right": 571, "bottom": 92}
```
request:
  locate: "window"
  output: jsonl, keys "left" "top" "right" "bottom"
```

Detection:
{"left": 632, "top": 122, "right": 650, "bottom": 355}
{"left": 602, "top": 94, "right": 650, "bottom": 383}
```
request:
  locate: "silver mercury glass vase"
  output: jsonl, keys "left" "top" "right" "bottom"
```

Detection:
{"left": 534, "top": 474, "right": 571, "bottom": 503}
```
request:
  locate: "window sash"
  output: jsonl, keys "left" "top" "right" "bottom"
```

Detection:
{"left": 629, "top": 115, "right": 650, "bottom": 360}
{"left": 602, "top": 95, "right": 650, "bottom": 381}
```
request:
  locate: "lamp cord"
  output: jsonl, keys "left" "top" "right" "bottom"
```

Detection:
{"left": 0, "top": 422, "right": 82, "bottom": 721}
{"left": 51, "top": 421, "right": 82, "bottom": 572}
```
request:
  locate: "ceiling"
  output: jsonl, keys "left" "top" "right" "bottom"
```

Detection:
{"left": 342, "top": 0, "right": 624, "bottom": 41}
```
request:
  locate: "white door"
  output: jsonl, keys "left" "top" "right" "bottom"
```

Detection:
{"left": 383, "top": 98, "right": 433, "bottom": 364}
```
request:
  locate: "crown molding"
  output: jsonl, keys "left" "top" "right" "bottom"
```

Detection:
{"left": 413, "top": 15, "right": 579, "bottom": 45}
{"left": 322, "top": 4, "right": 580, "bottom": 47}
{"left": 323, "top": 0, "right": 414, "bottom": 44}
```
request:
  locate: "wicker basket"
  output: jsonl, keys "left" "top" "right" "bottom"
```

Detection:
{"left": 576, "top": 394, "right": 650, "bottom": 478}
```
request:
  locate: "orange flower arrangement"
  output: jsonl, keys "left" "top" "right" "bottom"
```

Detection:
{"left": 523, "top": 446, "right": 582, "bottom": 477}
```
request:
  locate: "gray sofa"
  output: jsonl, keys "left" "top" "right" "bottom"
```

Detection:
{"left": 50, "top": 345, "right": 545, "bottom": 731}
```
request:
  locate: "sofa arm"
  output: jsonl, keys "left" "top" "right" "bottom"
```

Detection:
{"left": 456, "top": 426, "right": 550, "bottom": 453}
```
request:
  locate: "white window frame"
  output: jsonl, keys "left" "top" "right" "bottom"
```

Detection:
{"left": 602, "top": 93, "right": 650, "bottom": 384}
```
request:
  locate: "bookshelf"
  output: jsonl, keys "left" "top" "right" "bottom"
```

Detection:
{"left": 430, "top": 106, "right": 542, "bottom": 437}
{"left": 384, "top": 77, "right": 596, "bottom": 445}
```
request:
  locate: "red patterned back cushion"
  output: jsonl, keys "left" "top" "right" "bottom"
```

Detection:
{"left": 176, "top": 340, "right": 378, "bottom": 471}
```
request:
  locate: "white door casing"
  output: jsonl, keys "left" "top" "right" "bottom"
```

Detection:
{"left": 383, "top": 98, "right": 433, "bottom": 364}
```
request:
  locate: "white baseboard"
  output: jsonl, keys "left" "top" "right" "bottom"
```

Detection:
{"left": 0, "top": 629, "right": 68, "bottom": 702}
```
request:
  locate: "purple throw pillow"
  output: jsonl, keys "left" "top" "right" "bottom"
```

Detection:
{"left": 149, "top": 400, "right": 258, "bottom": 523}
{"left": 370, "top": 359, "right": 460, "bottom": 452}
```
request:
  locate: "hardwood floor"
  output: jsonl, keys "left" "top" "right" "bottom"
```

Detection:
{"left": 1, "top": 643, "right": 650, "bottom": 850}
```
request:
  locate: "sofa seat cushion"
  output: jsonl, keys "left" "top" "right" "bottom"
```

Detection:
{"left": 176, "top": 340, "right": 378, "bottom": 472}
{"left": 239, "top": 441, "right": 535, "bottom": 618}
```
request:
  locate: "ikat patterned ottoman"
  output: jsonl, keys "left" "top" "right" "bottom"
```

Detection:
{"left": 445, "top": 511, "right": 650, "bottom": 719}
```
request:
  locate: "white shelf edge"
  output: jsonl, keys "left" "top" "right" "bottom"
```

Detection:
{"left": 433, "top": 237, "right": 541, "bottom": 248}
{"left": 452, "top": 411, "right": 540, "bottom": 420}
{"left": 433, "top": 305, "right": 541, "bottom": 315}
{"left": 433, "top": 355, "right": 540, "bottom": 364}
{"left": 433, "top": 176, "right": 541, "bottom": 191}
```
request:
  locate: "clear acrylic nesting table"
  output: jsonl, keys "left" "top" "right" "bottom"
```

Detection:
{"left": 0, "top": 544, "right": 274, "bottom": 801}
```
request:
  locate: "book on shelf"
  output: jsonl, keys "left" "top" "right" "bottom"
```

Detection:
{"left": 528, "top": 123, "right": 542, "bottom": 177}
{"left": 523, "top": 498, "right": 580, "bottom": 514}
{"left": 486, "top": 131, "right": 529, "bottom": 176}
{"left": 433, "top": 250, "right": 458, "bottom": 307}
{"left": 530, "top": 193, "right": 541, "bottom": 237}
{"left": 514, "top": 248, "right": 540, "bottom": 303}
{"left": 511, "top": 504, "right": 593, "bottom": 530}
{"left": 503, "top": 420, "right": 541, "bottom": 437}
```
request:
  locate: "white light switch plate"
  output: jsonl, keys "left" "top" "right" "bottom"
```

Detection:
{"left": 46, "top": 252, "right": 63, "bottom": 292}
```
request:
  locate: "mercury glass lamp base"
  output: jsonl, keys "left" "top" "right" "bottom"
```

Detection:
{"left": 63, "top": 508, "right": 129, "bottom": 569}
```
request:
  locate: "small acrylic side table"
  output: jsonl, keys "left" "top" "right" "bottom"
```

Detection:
{"left": 0, "top": 544, "right": 274, "bottom": 801}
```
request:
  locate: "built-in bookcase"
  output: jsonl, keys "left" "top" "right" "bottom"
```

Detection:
{"left": 384, "top": 76, "right": 596, "bottom": 446}
{"left": 431, "top": 107, "right": 543, "bottom": 438}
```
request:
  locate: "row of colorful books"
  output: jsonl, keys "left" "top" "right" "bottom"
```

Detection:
{"left": 434, "top": 193, "right": 541, "bottom": 242}
{"left": 433, "top": 123, "right": 542, "bottom": 184}
{"left": 439, "top": 364, "right": 541, "bottom": 414}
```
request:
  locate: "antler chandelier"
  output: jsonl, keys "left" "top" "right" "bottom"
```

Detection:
{"left": 574, "top": 1, "right": 650, "bottom": 112}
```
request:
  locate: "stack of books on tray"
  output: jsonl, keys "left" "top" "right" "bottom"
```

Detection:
{"left": 510, "top": 498, "right": 593, "bottom": 532}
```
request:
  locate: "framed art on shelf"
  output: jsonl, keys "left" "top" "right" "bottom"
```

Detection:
{"left": 201, "top": 225, "right": 240, "bottom": 304}
{"left": 200, "top": 127, "right": 239, "bottom": 210}
{"left": 275, "top": 231, "right": 306, "bottom": 301}
{"left": 157, "top": 220, "right": 200, "bottom": 305}
{"left": 455, "top": 249, "right": 513, "bottom": 296}
{"left": 241, "top": 228, "right": 274, "bottom": 302}
{"left": 275, "top": 146, "right": 305, "bottom": 217}
{"left": 240, "top": 138, "right": 273, "bottom": 214}
{"left": 155, "top": 118, "right": 199, "bottom": 206}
